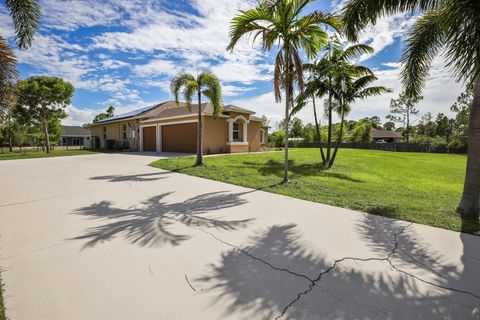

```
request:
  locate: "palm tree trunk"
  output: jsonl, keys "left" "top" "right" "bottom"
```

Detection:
{"left": 43, "top": 119, "right": 50, "bottom": 154}
{"left": 326, "top": 89, "right": 333, "bottom": 164}
{"left": 312, "top": 95, "right": 326, "bottom": 163}
{"left": 328, "top": 106, "right": 345, "bottom": 168}
{"left": 406, "top": 108, "right": 410, "bottom": 143}
{"left": 283, "top": 46, "right": 290, "bottom": 183}
{"left": 196, "top": 91, "right": 203, "bottom": 166}
{"left": 457, "top": 76, "right": 480, "bottom": 221}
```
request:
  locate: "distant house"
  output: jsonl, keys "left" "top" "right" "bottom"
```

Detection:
{"left": 371, "top": 129, "right": 403, "bottom": 143}
{"left": 89, "top": 100, "right": 268, "bottom": 153}
{"left": 60, "top": 126, "right": 92, "bottom": 149}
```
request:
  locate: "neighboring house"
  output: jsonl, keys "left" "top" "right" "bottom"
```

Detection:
{"left": 371, "top": 129, "right": 403, "bottom": 143}
{"left": 60, "top": 126, "right": 92, "bottom": 149}
{"left": 89, "top": 101, "right": 268, "bottom": 153}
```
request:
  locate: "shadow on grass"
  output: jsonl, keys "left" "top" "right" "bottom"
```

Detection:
{"left": 242, "top": 159, "right": 364, "bottom": 183}
{"left": 71, "top": 191, "right": 254, "bottom": 249}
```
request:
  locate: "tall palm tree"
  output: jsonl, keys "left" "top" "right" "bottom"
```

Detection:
{"left": 0, "top": 0, "right": 40, "bottom": 111}
{"left": 227, "top": 0, "right": 340, "bottom": 183}
{"left": 170, "top": 71, "right": 222, "bottom": 166}
{"left": 342, "top": 0, "right": 480, "bottom": 222}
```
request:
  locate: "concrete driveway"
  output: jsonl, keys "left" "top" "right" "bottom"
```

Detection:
{"left": 0, "top": 152, "right": 479, "bottom": 319}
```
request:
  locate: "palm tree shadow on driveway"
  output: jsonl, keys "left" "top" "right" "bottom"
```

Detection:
{"left": 71, "top": 191, "right": 254, "bottom": 248}
{"left": 195, "top": 215, "right": 480, "bottom": 320}
{"left": 90, "top": 171, "right": 171, "bottom": 182}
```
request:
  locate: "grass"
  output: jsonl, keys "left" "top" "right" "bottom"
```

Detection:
{"left": 0, "top": 149, "right": 100, "bottom": 161}
{"left": 150, "top": 148, "right": 478, "bottom": 233}
{"left": 0, "top": 272, "right": 4, "bottom": 320}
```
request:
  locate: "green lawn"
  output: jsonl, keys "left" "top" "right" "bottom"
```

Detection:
{"left": 150, "top": 148, "right": 477, "bottom": 233}
{"left": 0, "top": 273, "right": 5, "bottom": 320}
{"left": 0, "top": 149, "right": 100, "bottom": 161}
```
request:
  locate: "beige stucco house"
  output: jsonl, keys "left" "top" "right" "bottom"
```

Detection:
{"left": 89, "top": 101, "right": 268, "bottom": 154}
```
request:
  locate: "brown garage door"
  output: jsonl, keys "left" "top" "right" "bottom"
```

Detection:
{"left": 143, "top": 126, "right": 157, "bottom": 151}
{"left": 162, "top": 123, "right": 197, "bottom": 153}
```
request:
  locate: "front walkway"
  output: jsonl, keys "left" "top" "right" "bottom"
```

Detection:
{"left": 0, "top": 153, "right": 478, "bottom": 319}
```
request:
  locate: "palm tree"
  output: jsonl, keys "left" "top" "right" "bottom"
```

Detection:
{"left": 0, "top": 0, "right": 40, "bottom": 111}
{"left": 342, "top": 0, "right": 480, "bottom": 222}
{"left": 294, "top": 43, "right": 389, "bottom": 167}
{"left": 227, "top": 0, "right": 340, "bottom": 183}
{"left": 328, "top": 66, "right": 391, "bottom": 167}
{"left": 170, "top": 71, "right": 222, "bottom": 166}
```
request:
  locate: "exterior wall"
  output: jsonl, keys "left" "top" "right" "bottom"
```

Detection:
{"left": 92, "top": 112, "right": 266, "bottom": 154}
{"left": 90, "top": 120, "right": 140, "bottom": 150}
{"left": 203, "top": 116, "right": 229, "bottom": 154}
{"left": 247, "top": 121, "right": 266, "bottom": 152}
{"left": 225, "top": 144, "right": 249, "bottom": 153}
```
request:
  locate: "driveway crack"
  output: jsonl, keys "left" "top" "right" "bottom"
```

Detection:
{"left": 187, "top": 223, "right": 480, "bottom": 319}
{"left": 275, "top": 223, "right": 480, "bottom": 319}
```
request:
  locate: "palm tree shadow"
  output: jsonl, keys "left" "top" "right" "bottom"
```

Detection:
{"left": 243, "top": 159, "right": 363, "bottom": 183}
{"left": 71, "top": 191, "right": 254, "bottom": 249}
{"left": 90, "top": 172, "right": 170, "bottom": 182}
{"left": 195, "top": 218, "right": 479, "bottom": 319}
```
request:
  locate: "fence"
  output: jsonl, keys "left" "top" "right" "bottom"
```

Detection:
{"left": 288, "top": 141, "right": 467, "bottom": 154}
{"left": 0, "top": 145, "right": 85, "bottom": 153}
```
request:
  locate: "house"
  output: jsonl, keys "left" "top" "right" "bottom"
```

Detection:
{"left": 60, "top": 126, "right": 92, "bottom": 149}
{"left": 371, "top": 128, "right": 403, "bottom": 143}
{"left": 89, "top": 101, "right": 268, "bottom": 153}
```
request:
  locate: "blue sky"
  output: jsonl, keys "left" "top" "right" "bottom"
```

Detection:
{"left": 0, "top": 0, "right": 465, "bottom": 127}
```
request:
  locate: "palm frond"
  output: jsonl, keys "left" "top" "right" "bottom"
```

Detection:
{"left": 0, "top": 36, "right": 18, "bottom": 102}
{"left": 400, "top": 9, "right": 445, "bottom": 98}
{"left": 341, "top": 0, "right": 440, "bottom": 42}
{"left": 442, "top": 0, "right": 480, "bottom": 82}
{"left": 226, "top": 7, "right": 274, "bottom": 52}
{"left": 5, "top": 0, "right": 41, "bottom": 50}
{"left": 199, "top": 71, "right": 223, "bottom": 117}
{"left": 170, "top": 73, "right": 196, "bottom": 106}
{"left": 339, "top": 44, "right": 374, "bottom": 61}
{"left": 182, "top": 80, "right": 198, "bottom": 111}
{"left": 356, "top": 86, "right": 392, "bottom": 99}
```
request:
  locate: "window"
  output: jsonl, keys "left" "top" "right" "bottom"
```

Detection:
{"left": 260, "top": 129, "right": 265, "bottom": 144}
{"left": 233, "top": 123, "right": 240, "bottom": 141}
{"left": 103, "top": 126, "right": 107, "bottom": 140}
{"left": 131, "top": 129, "right": 136, "bottom": 139}
{"left": 122, "top": 124, "right": 127, "bottom": 140}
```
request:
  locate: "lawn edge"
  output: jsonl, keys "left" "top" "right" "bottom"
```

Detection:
{"left": 0, "top": 269, "right": 5, "bottom": 320}
{"left": 149, "top": 152, "right": 476, "bottom": 235}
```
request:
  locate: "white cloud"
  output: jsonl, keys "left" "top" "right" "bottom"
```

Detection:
{"left": 63, "top": 105, "right": 97, "bottom": 125}
{"left": 0, "top": 9, "right": 14, "bottom": 38}
{"left": 15, "top": 34, "right": 93, "bottom": 88}
{"left": 133, "top": 59, "right": 177, "bottom": 76}
{"left": 39, "top": 0, "right": 123, "bottom": 31}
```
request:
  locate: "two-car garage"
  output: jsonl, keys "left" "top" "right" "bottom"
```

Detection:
{"left": 142, "top": 122, "right": 197, "bottom": 153}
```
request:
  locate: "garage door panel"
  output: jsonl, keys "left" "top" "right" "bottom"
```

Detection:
{"left": 143, "top": 126, "right": 157, "bottom": 152}
{"left": 162, "top": 123, "right": 197, "bottom": 153}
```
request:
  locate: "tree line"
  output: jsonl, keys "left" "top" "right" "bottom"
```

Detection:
{"left": 268, "top": 84, "right": 472, "bottom": 151}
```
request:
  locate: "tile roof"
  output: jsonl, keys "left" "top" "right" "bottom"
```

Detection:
{"left": 143, "top": 102, "right": 256, "bottom": 121}
{"left": 92, "top": 101, "right": 256, "bottom": 124}
{"left": 62, "top": 126, "right": 91, "bottom": 136}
